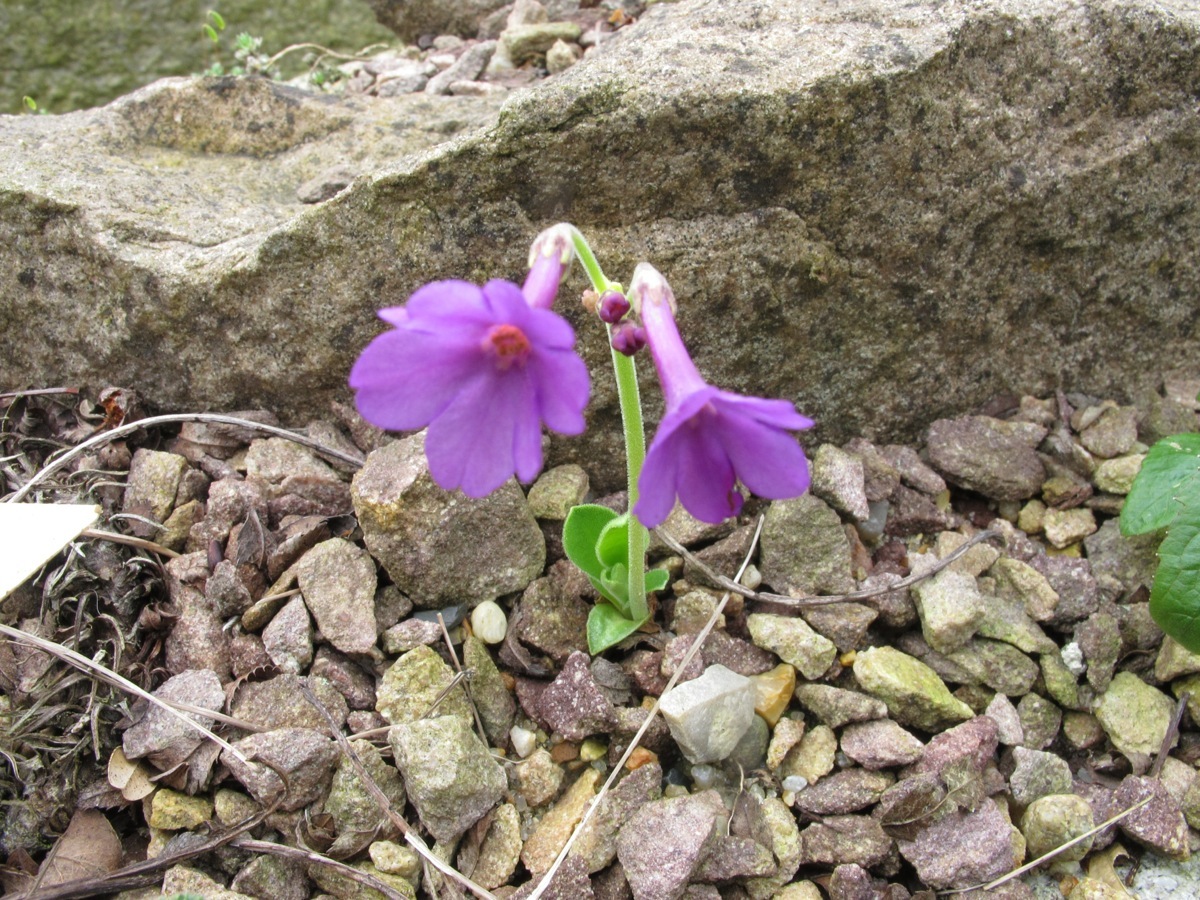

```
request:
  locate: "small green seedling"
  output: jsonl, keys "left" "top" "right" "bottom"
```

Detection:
{"left": 563, "top": 505, "right": 668, "bottom": 652}
{"left": 1120, "top": 431, "right": 1200, "bottom": 652}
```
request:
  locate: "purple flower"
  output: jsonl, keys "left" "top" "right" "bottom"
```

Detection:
{"left": 629, "top": 263, "right": 813, "bottom": 528}
{"left": 349, "top": 275, "right": 589, "bottom": 498}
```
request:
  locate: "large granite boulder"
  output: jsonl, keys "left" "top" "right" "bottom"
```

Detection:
{"left": 5, "top": 0, "right": 1200, "bottom": 492}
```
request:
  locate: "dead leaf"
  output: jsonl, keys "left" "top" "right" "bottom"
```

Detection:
{"left": 38, "top": 809, "right": 122, "bottom": 888}
{"left": 1084, "top": 843, "right": 1136, "bottom": 898}
{"left": 107, "top": 747, "right": 155, "bottom": 801}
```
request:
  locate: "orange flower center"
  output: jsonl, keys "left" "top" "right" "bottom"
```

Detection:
{"left": 484, "top": 324, "right": 532, "bottom": 370}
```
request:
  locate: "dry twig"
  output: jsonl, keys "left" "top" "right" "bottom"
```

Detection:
{"left": 655, "top": 526, "right": 1001, "bottom": 607}
{"left": 6, "top": 412, "right": 364, "bottom": 503}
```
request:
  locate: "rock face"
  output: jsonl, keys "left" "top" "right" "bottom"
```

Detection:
{"left": 7, "top": 1, "right": 1200, "bottom": 490}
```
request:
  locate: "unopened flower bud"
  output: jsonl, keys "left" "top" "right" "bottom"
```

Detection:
{"left": 598, "top": 290, "right": 630, "bottom": 324}
{"left": 611, "top": 322, "right": 647, "bottom": 356}
{"left": 523, "top": 224, "right": 576, "bottom": 310}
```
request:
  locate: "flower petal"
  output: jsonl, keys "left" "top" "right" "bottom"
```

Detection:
{"left": 718, "top": 392, "right": 815, "bottom": 432}
{"left": 404, "top": 280, "right": 493, "bottom": 324}
{"left": 349, "top": 329, "right": 484, "bottom": 431}
{"left": 714, "top": 396, "right": 812, "bottom": 500}
{"left": 674, "top": 416, "right": 740, "bottom": 523}
{"left": 425, "top": 368, "right": 530, "bottom": 497}
{"left": 634, "top": 429, "right": 684, "bottom": 529}
{"left": 530, "top": 348, "right": 590, "bottom": 435}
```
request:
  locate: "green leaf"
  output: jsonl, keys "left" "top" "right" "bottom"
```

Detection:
{"left": 1121, "top": 433, "right": 1200, "bottom": 535}
{"left": 22, "top": 95, "right": 37, "bottom": 111}
{"left": 595, "top": 514, "right": 631, "bottom": 569}
{"left": 203, "top": 23, "right": 220, "bottom": 42}
{"left": 563, "top": 504, "right": 618, "bottom": 581}
{"left": 645, "top": 568, "right": 670, "bottom": 594}
{"left": 1149, "top": 509, "right": 1200, "bottom": 653}
{"left": 587, "top": 604, "right": 649, "bottom": 654}
{"left": 208, "top": 10, "right": 226, "bottom": 30}
{"left": 599, "top": 563, "right": 631, "bottom": 616}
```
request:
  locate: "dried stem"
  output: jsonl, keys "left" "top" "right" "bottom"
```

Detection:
{"left": 231, "top": 837, "right": 411, "bottom": 899}
{"left": 655, "top": 526, "right": 1001, "bottom": 607}
{"left": 6, "top": 413, "right": 364, "bottom": 503}
{"left": 0, "top": 622, "right": 246, "bottom": 763}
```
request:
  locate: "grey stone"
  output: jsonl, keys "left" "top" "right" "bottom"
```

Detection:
{"left": 223, "top": 728, "right": 339, "bottom": 811}
{"left": 352, "top": 434, "right": 545, "bottom": 607}
{"left": 617, "top": 791, "right": 725, "bottom": 900}
{"left": 840, "top": 719, "right": 925, "bottom": 770}
{"left": 296, "top": 164, "right": 359, "bottom": 202}
{"left": 1079, "top": 405, "right": 1139, "bottom": 458}
{"left": 852, "top": 645, "right": 974, "bottom": 732}
{"left": 911, "top": 569, "right": 986, "bottom": 654}
{"left": 11, "top": 0, "right": 1200, "bottom": 498}
{"left": 231, "top": 854, "right": 310, "bottom": 900}
{"left": 325, "top": 739, "right": 407, "bottom": 842}
{"left": 163, "top": 553, "right": 231, "bottom": 680}
{"left": 536, "top": 650, "right": 618, "bottom": 740}
{"left": 792, "top": 683, "right": 888, "bottom": 729}
{"left": 367, "top": 0, "right": 511, "bottom": 41}
{"left": 1009, "top": 747, "right": 1073, "bottom": 807}
{"left": 463, "top": 635, "right": 516, "bottom": 745}
{"left": 389, "top": 715, "right": 506, "bottom": 842}
{"left": 376, "top": 645, "right": 473, "bottom": 727}
{"left": 122, "top": 668, "right": 223, "bottom": 771}
{"left": 878, "top": 445, "right": 947, "bottom": 496}
{"left": 760, "top": 494, "right": 854, "bottom": 595}
{"left": 746, "top": 613, "right": 837, "bottom": 680}
{"left": 895, "top": 798, "right": 1015, "bottom": 889}
{"left": 925, "top": 416, "right": 1045, "bottom": 501}
{"left": 262, "top": 595, "right": 314, "bottom": 675}
{"left": 811, "top": 443, "right": 870, "bottom": 521}
{"left": 426, "top": 41, "right": 498, "bottom": 95}
{"left": 659, "top": 664, "right": 756, "bottom": 764}
{"left": 1084, "top": 519, "right": 1163, "bottom": 598}
{"left": 230, "top": 673, "right": 349, "bottom": 732}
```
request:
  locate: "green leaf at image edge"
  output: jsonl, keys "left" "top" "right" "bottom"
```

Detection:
{"left": 1150, "top": 509, "right": 1200, "bottom": 654}
{"left": 1121, "top": 433, "right": 1200, "bottom": 535}
{"left": 587, "top": 604, "right": 649, "bottom": 654}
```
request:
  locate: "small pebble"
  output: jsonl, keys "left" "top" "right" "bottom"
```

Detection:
{"left": 781, "top": 775, "right": 809, "bottom": 792}
{"left": 471, "top": 600, "right": 508, "bottom": 644}
{"left": 510, "top": 725, "right": 537, "bottom": 758}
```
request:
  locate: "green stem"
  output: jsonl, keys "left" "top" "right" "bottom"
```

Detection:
{"left": 566, "top": 227, "right": 649, "bottom": 624}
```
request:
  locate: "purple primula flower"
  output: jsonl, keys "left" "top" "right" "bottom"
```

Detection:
{"left": 629, "top": 263, "right": 813, "bottom": 529}
{"left": 349, "top": 272, "right": 589, "bottom": 498}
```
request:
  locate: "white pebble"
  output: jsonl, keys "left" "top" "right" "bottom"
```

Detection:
{"left": 510, "top": 725, "right": 537, "bottom": 758}
{"left": 781, "top": 775, "right": 808, "bottom": 792}
{"left": 471, "top": 600, "right": 508, "bottom": 644}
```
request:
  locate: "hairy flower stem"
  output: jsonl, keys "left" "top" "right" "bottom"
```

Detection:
{"left": 568, "top": 228, "right": 649, "bottom": 625}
